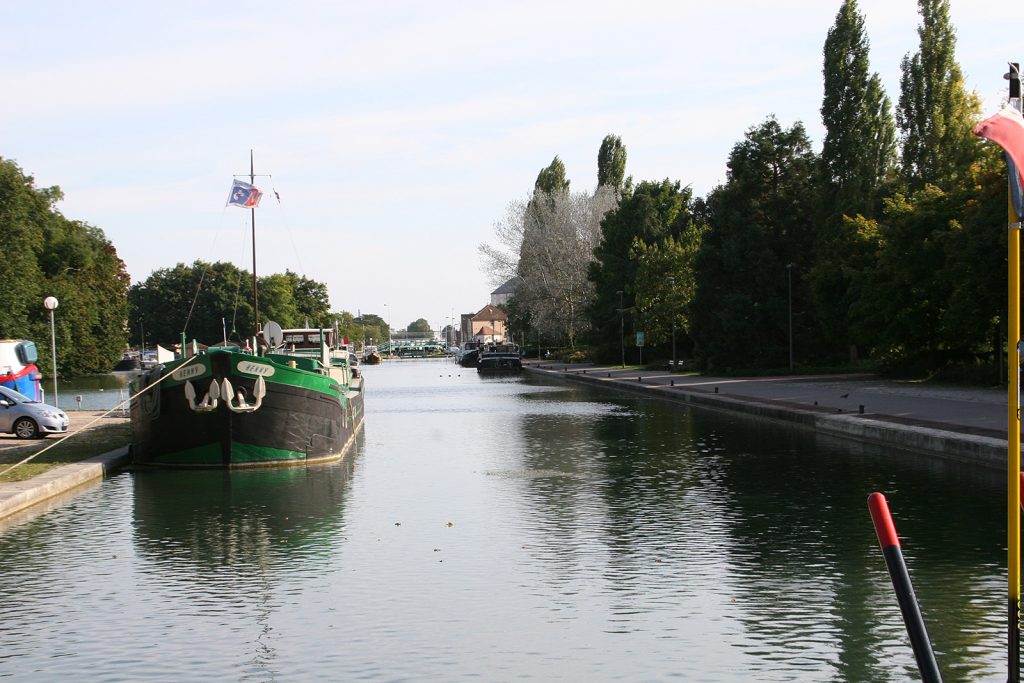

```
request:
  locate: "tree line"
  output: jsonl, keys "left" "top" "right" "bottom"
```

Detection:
{"left": 0, "top": 158, "right": 129, "bottom": 377}
{"left": 0, "top": 158, "right": 393, "bottom": 375}
{"left": 484, "top": 0, "right": 1009, "bottom": 380}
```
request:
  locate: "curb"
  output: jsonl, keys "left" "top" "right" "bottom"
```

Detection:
{"left": 0, "top": 446, "right": 131, "bottom": 521}
{"left": 526, "top": 366, "right": 1007, "bottom": 470}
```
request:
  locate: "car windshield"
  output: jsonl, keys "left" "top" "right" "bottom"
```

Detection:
{"left": 0, "top": 388, "right": 34, "bottom": 404}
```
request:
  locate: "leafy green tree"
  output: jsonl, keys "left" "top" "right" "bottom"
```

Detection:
{"left": 40, "top": 221, "right": 130, "bottom": 376}
{"left": 631, "top": 231, "right": 702, "bottom": 351}
{"left": 130, "top": 261, "right": 254, "bottom": 346}
{"left": 820, "top": 0, "right": 896, "bottom": 218}
{"left": 328, "top": 311, "right": 359, "bottom": 347}
{"left": 597, "top": 134, "right": 627, "bottom": 191}
{"left": 690, "top": 117, "right": 821, "bottom": 370}
{"left": 0, "top": 157, "right": 128, "bottom": 376}
{"left": 588, "top": 179, "right": 699, "bottom": 362}
{"left": 407, "top": 318, "right": 433, "bottom": 337}
{"left": 503, "top": 294, "right": 535, "bottom": 350}
{"left": 287, "top": 270, "right": 332, "bottom": 327}
{"left": 534, "top": 156, "right": 570, "bottom": 195}
{"left": 352, "top": 312, "right": 387, "bottom": 348}
{"left": 809, "top": 213, "right": 882, "bottom": 362}
{"left": 130, "top": 261, "right": 336, "bottom": 348}
{"left": 813, "top": 2, "right": 895, "bottom": 360}
{"left": 896, "top": 0, "right": 981, "bottom": 191}
{"left": 853, "top": 147, "right": 1007, "bottom": 373}
{"left": 0, "top": 159, "right": 47, "bottom": 340}
{"left": 258, "top": 273, "right": 302, "bottom": 328}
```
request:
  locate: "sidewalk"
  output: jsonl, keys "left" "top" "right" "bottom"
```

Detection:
{"left": 523, "top": 360, "right": 1012, "bottom": 469}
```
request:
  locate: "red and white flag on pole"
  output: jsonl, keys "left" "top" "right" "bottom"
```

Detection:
{"left": 973, "top": 104, "right": 1024, "bottom": 217}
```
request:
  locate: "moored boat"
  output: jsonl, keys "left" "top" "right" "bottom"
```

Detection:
{"left": 362, "top": 346, "right": 382, "bottom": 365}
{"left": 477, "top": 343, "right": 522, "bottom": 374}
{"left": 131, "top": 324, "right": 364, "bottom": 467}
{"left": 129, "top": 156, "right": 365, "bottom": 468}
{"left": 456, "top": 340, "right": 483, "bottom": 367}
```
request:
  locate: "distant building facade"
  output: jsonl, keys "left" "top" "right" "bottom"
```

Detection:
{"left": 469, "top": 304, "right": 507, "bottom": 343}
{"left": 490, "top": 277, "right": 521, "bottom": 307}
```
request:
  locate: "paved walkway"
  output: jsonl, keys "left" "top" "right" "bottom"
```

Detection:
{"left": 523, "top": 360, "right": 1013, "bottom": 468}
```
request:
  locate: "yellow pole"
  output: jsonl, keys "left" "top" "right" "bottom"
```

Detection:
{"left": 1010, "top": 207, "right": 1020, "bottom": 683}
{"left": 1009, "top": 64, "right": 1022, "bottom": 683}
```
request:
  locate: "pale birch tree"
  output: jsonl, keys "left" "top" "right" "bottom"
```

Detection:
{"left": 479, "top": 188, "right": 616, "bottom": 348}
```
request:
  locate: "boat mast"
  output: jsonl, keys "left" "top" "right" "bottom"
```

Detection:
{"left": 250, "top": 149, "right": 260, "bottom": 335}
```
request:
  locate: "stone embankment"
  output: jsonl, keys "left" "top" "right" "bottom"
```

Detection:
{"left": 523, "top": 361, "right": 1012, "bottom": 469}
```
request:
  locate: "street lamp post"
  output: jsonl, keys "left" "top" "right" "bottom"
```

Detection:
{"left": 617, "top": 290, "right": 624, "bottom": 368}
{"left": 384, "top": 303, "right": 392, "bottom": 356}
{"left": 43, "top": 296, "right": 59, "bottom": 407}
{"left": 667, "top": 277, "right": 676, "bottom": 370}
{"left": 787, "top": 263, "right": 794, "bottom": 370}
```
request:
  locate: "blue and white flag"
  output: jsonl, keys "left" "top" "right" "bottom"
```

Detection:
{"left": 226, "top": 179, "right": 263, "bottom": 209}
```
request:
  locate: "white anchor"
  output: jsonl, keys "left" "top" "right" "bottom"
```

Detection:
{"left": 184, "top": 379, "right": 220, "bottom": 412}
{"left": 222, "top": 375, "right": 266, "bottom": 413}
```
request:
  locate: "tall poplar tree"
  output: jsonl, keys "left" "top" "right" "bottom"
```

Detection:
{"left": 534, "top": 156, "right": 570, "bottom": 195}
{"left": 820, "top": 0, "right": 895, "bottom": 218}
{"left": 597, "top": 135, "right": 627, "bottom": 191}
{"left": 812, "top": 0, "right": 895, "bottom": 359}
{"left": 896, "top": 0, "right": 980, "bottom": 191}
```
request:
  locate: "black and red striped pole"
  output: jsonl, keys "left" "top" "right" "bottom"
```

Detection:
{"left": 868, "top": 492, "right": 942, "bottom": 683}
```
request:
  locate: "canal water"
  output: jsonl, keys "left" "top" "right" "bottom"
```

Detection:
{"left": 47, "top": 372, "right": 136, "bottom": 412}
{"left": 0, "top": 360, "right": 1008, "bottom": 681}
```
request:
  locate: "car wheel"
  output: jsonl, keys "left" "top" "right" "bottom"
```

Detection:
{"left": 13, "top": 417, "right": 39, "bottom": 440}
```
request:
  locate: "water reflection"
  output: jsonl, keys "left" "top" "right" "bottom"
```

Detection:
{"left": 131, "top": 452, "right": 357, "bottom": 577}
{"left": 505, "top": 381, "right": 1006, "bottom": 681}
{"left": 0, "top": 362, "right": 1009, "bottom": 680}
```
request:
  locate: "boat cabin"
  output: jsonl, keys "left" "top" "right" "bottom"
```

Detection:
{"left": 281, "top": 328, "right": 339, "bottom": 350}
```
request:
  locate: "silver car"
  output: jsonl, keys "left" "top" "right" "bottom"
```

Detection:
{"left": 0, "top": 386, "right": 69, "bottom": 439}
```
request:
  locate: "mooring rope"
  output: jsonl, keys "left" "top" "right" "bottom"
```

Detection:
{"left": 0, "top": 356, "right": 203, "bottom": 478}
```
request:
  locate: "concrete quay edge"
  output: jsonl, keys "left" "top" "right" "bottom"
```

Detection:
{"left": 525, "top": 365, "right": 1008, "bottom": 470}
{"left": 0, "top": 446, "right": 130, "bottom": 521}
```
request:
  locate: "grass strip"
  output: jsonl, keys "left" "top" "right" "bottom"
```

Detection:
{"left": 0, "top": 421, "right": 130, "bottom": 483}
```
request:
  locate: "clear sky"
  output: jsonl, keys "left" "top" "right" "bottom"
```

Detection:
{"left": 2, "top": 1, "right": 1020, "bottom": 334}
